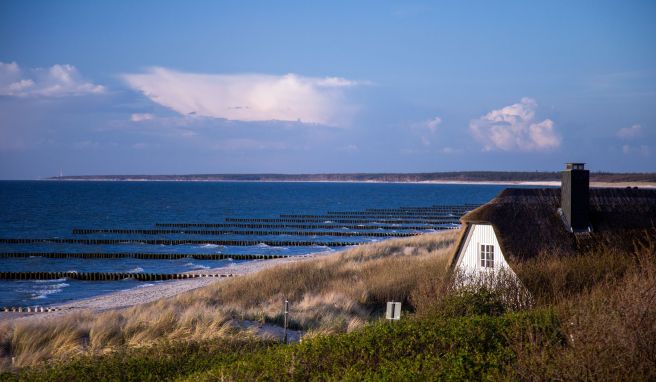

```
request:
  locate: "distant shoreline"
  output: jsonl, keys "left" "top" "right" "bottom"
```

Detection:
{"left": 40, "top": 178, "right": 656, "bottom": 188}
{"left": 44, "top": 171, "right": 656, "bottom": 186}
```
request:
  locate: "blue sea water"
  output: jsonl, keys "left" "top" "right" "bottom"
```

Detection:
{"left": 0, "top": 181, "right": 506, "bottom": 307}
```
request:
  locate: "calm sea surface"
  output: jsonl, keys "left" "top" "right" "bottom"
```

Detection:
{"left": 0, "top": 181, "right": 506, "bottom": 306}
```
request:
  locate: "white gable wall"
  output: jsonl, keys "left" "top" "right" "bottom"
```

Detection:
{"left": 455, "top": 223, "right": 513, "bottom": 275}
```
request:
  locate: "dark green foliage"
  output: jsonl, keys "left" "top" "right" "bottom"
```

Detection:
{"left": 433, "top": 289, "right": 507, "bottom": 318}
{"left": 0, "top": 338, "right": 275, "bottom": 382}
{"left": 184, "top": 309, "right": 562, "bottom": 381}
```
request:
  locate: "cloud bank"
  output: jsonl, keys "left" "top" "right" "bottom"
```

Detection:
{"left": 122, "top": 68, "right": 361, "bottom": 126}
{"left": 617, "top": 124, "right": 642, "bottom": 139}
{"left": 0, "top": 62, "right": 105, "bottom": 97}
{"left": 469, "top": 97, "right": 559, "bottom": 151}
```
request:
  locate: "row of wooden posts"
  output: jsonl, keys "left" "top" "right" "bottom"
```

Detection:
{"left": 2, "top": 306, "right": 62, "bottom": 313}
{"left": 0, "top": 271, "right": 235, "bottom": 281}
{"left": 326, "top": 208, "right": 469, "bottom": 216}
{"left": 224, "top": 218, "right": 459, "bottom": 224}
{"left": 0, "top": 252, "right": 291, "bottom": 260}
{"left": 278, "top": 214, "right": 461, "bottom": 220}
{"left": 154, "top": 222, "right": 450, "bottom": 230}
{"left": 363, "top": 205, "right": 480, "bottom": 212}
{"left": 0, "top": 238, "right": 362, "bottom": 246}
{"left": 70, "top": 228, "right": 425, "bottom": 237}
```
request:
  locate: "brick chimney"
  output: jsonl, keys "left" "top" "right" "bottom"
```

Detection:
{"left": 561, "top": 163, "right": 590, "bottom": 232}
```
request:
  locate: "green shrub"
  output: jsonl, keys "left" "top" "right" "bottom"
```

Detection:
{"left": 435, "top": 289, "right": 507, "bottom": 318}
{"left": 184, "top": 308, "right": 562, "bottom": 381}
{"left": 1, "top": 338, "right": 275, "bottom": 382}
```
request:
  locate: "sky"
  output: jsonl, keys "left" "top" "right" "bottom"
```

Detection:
{"left": 1, "top": 0, "right": 655, "bottom": 179}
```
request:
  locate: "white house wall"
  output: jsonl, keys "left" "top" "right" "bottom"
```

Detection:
{"left": 455, "top": 224, "right": 513, "bottom": 274}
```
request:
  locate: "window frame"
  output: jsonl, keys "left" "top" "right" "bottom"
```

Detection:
{"left": 479, "top": 244, "right": 495, "bottom": 268}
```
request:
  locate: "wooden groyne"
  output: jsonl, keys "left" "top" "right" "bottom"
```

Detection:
{"left": 0, "top": 252, "right": 290, "bottom": 260}
{"left": 278, "top": 214, "right": 460, "bottom": 220}
{"left": 224, "top": 218, "right": 459, "bottom": 224}
{"left": 326, "top": 210, "right": 474, "bottom": 216}
{"left": 365, "top": 205, "right": 480, "bottom": 212}
{"left": 0, "top": 271, "right": 235, "bottom": 281}
{"left": 154, "top": 223, "right": 449, "bottom": 230}
{"left": 0, "top": 238, "right": 361, "bottom": 246}
{"left": 71, "top": 228, "right": 426, "bottom": 237}
{"left": 2, "top": 306, "right": 63, "bottom": 313}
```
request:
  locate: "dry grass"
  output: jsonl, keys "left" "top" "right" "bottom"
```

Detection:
{"left": 188, "top": 230, "right": 457, "bottom": 330}
{"left": 510, "top": 252, "right": 656, "bottom": 381}
{"left": 0, "top": 230, "right": 457, "bottom": 370}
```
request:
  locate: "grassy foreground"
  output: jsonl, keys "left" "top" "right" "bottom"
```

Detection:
{"left": 0, "top": 231, "right": 457, "bottom": 370}
{"left": 1, "top": 230, "right": 655, "bottom": 381}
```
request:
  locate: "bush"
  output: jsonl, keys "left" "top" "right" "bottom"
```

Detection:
{"left": 182, "top": 308, "right": 563, "bottom": 381}
{"left": 1, "top": 338, "right": 275, "bottom": 382}
{"left": 436, "top": 289, "right": 507, "bottom": 317}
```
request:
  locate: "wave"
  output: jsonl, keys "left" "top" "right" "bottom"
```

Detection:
{"left": 184, "top": 262, "right": 210, "bottom": 270}
{"left": 127, "top": 267, "right": 144, "bottom": 274}
{"left": 255, "top": 243, "right": 288, "bottom": 250}
{"left": 26, "top": 282, "right": 70, "bottom": 300}
{"left": 200, "top": 244, "right": 221, "bottom": 248}
{"left": 33, "top": 278, "right": 67, "bottom": 283}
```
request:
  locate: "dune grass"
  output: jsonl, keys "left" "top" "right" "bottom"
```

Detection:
{"left": 2, "top": 228, "right": 655, "bottom": 380}
{"left": 0, "top": 230, "right": 458, "bottom": 371}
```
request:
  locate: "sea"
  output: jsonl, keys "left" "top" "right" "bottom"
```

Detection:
{"left": 0, "top": 181, "right": 507, "bottom": 307}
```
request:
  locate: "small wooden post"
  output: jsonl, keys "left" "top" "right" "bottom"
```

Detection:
{"left": 283, "top": 299, "right": 289, "bottom": 344}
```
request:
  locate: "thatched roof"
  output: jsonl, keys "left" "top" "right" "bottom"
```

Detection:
{"left": 450, "top": 188, "right": 656, "bottom": 268}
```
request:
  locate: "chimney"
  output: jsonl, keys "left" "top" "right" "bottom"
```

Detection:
{"left": 561, "top": 163, "right": 590, "bottom": 232}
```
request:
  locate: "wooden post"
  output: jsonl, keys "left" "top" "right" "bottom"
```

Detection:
{"left": 283, "top": 299, "right": 289, "bottom": 344}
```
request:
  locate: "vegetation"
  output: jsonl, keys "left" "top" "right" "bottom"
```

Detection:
{"left": 0, "top": 231, "right": 458, "bottom": 370}
{"left": 1, "top": 230, "right": 655, "bottom": 381}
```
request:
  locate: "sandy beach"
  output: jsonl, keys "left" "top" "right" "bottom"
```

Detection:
{"left": 0, "top": 251, "right": 330, "bottom": 323}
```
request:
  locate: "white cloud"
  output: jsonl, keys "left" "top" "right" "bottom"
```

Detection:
{"left": 122, "top": 67, "right": 362, "bottom": 126}
{"left": 0, "top": 61, "right": 105, "bottom": 97}
{"left": 617, "top": 124, "right": 642, "bottom": 139}
{"left": 469, "top": 97, "right": 560, "bottom": 151}
{"left": 130, "top": 113, "right": 156, "bottom": 122}
{"left": 622, "top": 144, "right": 650, "bottom": 157}
{"left": 425, "top": 116, "right": 442, "bottom": 133}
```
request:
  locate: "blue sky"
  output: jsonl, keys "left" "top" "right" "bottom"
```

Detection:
{"left": 1, "top": 0, "right": 655, "bottom": 179}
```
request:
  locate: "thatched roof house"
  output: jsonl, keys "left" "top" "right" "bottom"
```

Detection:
{"left": 448, "top": 164, "right": 656, "bottom": 274}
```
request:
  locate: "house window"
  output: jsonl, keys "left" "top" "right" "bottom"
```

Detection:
{"left": 480, "top": 244, "right": 494, "bottom": 268}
